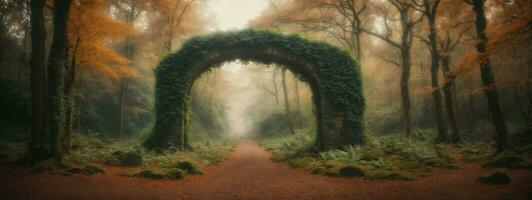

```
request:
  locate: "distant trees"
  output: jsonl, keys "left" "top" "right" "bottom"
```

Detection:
{"left": 361, "top": 0, "right": 423, "bottom": 138}
{"left": 252, "top": 0, "right": 530, "bottom": 152}
{"left": 281, "top": 68, "right": 295, "bottom": 135}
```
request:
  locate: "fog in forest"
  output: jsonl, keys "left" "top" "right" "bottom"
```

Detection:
{"left": 0, "top": 0, "right": 531, "bottom": 199}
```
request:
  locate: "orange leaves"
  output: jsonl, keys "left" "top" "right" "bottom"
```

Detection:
{"left": 67, "top": 0, "right": 136, "bottom": 79}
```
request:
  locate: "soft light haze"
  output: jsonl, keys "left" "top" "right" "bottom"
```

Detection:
{"left": 206, "top": 0, "right": 269, "bottom": 31}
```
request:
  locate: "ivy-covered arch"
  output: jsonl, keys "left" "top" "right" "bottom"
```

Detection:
{"left": 144, "top": 29, "right": 365, "bottom": 151}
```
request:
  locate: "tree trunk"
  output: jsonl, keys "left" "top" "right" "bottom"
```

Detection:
{"left": 62, "top": 36, "right": 80, "bottom": 152}
{"left": 46, "top": 0, "right": 72, "bottom": 162}
{"left": 442, "top": 56, "right": 461, "bottom": 142}
{"left": 397, "top": 8, "right": 416, "bottom": 138}
{"left": 117, "top": 78, "right": 128, "bottom": 138}
{"left": 427, "top": 15, "right": 448, "bottom": 143}
{"left": 28, "top": 0, "right": 48, "bottom": 162}
{"left": 281, "top": 69, "right": 295, "bottom": 134}
{"left": 400, "top": 50, "right": 412, "bottom": 137}
{"left": 471, "top": 0, "right": 510, "bottom": 153}
{"left": 272, "top": 68, "right": 280, "bottom": 106}
{"left": 294, "top": 76, "right": 301, "bottom": 112}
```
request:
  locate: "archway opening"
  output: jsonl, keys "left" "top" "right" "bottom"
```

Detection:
{"left": 187, "top": 61, "right": 318, "bottom": 147}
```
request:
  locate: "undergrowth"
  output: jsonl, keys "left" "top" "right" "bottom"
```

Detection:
{"left": 260, "top": 129, "right": 496, "bottom": 180}
{"left": 0, "top": 133, "right": 237, "bottom": 179}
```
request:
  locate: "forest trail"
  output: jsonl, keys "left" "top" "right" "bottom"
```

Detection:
{"left": 1, "top": 139, "right": 531, "bottom": 200}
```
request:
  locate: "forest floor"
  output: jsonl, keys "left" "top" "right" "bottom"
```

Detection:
{"left": 0, "top": 139, "right": 531, "bottom": 200}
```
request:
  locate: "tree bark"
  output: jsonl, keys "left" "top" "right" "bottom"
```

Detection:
{"left": 281, "top": 68, "right": 295, "bottom": 134}
{"left": 28, "top": 0, "right": 47, "bottom": 162}
{"left": 425, "top": 8, "right": 448, "bottom": 143}
{"left": 442, "top": 56, "right": 461, "bottom": 142}
{"left": 471, "top": 0, "right": 510, "bottom": 153}
{"left": 399, "top": 9, "right": 414, "bottom": 137}
{"left": 62, "top": 36, "right": 80, "bottom": 152}
{"left": 46, "top": 0, "right": 72, "bottom": 161}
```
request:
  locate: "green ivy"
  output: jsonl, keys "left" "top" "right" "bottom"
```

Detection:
{"left": 144, "top": 29, "right": 365, "bottom": 149}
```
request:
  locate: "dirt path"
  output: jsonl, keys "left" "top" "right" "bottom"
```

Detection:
{"left": 1, "top": 140, "right": 531, "bottom": 200}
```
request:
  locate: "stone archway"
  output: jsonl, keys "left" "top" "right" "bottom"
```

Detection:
{"left": 144, "top": 29, "right": 365, "bottom": 151}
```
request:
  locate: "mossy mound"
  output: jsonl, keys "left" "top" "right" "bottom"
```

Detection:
{"left": 478, "top": 171, "right": 511, "bottom": 185}
{"left": 106, "top": 151, "right": 143, "bottom": 167}
{"left": 482, "top": 153, "right": 531, "bottom": 169}
{"left": 126, "top": 167, "right": 189, "bottom": 180}
{"left": 167, "top": 168, "right": 187, "bottom": 180}
{"left": 364, "top": 170, "right": 413, "bottom": 181}
{"left": 128, "top": 169, "right": 167, "bottom": 179}
{"left": 83, "top": 164, "right": 105, "bottom": 175}
{"left": 174, "top": 161, "right": 202, "bottom": 174}
{"left": 338, "top": 165, "right": 364, "bottom": 177}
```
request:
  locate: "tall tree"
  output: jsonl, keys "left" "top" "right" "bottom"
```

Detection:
{"left": 413, "top": 0, "right": 448, "bottom": 143}
{"left": 437, "top": 1, "right": 473, "bottom": 143}
{"left": 28, "top": 0, "right": 47, "bottom": 162}
{"left": 46, "top": 0, "right": 73, "bottom": 160}
{"left": 361, "top": 0, "right": 423, "bottom": 137}
{"left": 465, "top": 0, "right": 509, "bottom": 153}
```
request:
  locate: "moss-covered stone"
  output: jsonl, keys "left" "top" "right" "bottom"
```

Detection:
{"left": 339, "top": 165, "right": 364, "bottom": 177}
{"left": 130, "top": 169, "right": 167, "bottom": 179}
{"left": 175, "top": 161, "right": 202, "bottom": 174}
{"left": 364, "top": 170, "right": 413, "bottom": 181}
{"left": 83, "top": 164, "right": 105, "bottom": 175}
{"left": 478, "top": 171, "right": 511, "bottom": 185}
{"left": 166, "top": 168, "right": 187, "bottom": 180}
